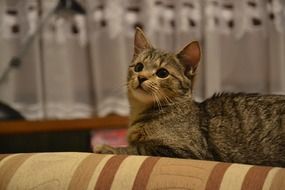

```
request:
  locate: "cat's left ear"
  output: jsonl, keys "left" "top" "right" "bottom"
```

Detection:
{"left": 134, "top": 27, "right": 153, "bottom": 55}
{"left": 177, "top": 41, "right": 201, "bottom": 76}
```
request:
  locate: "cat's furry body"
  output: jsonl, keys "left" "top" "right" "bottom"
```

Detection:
{"left": 129, "top": 93, "right": 285, "bottom": 166}
{"left": 95, "top": 28, "right": 285, "bottom": 167}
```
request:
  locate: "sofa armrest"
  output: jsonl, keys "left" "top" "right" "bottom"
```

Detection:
{"left": 0, "top": 153, "right": 284, "bottom": 190}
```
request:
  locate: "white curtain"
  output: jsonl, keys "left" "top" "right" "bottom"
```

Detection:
{"left": 0, "top": 0, "right": 43, "bottom": 119}
{"left": 204, "top": 0, "right": 285, "bottom": 97}
{"left": 0, "top": 0, "right": 284, "bottom": 120}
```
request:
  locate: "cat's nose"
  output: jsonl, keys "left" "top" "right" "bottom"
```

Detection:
{"left": 138, "top": 76, "right": 147, "bottom": 84}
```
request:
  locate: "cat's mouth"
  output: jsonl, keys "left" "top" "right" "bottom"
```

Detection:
{"left": 135, "top": 86, "right": 149, "bottom": 95}
{"left": 130, "top": 83, "right": 155, "bottom": 102}
{"left": 136, "top": 84, "right": 147, "bottom": 91}
{"left": 136, "top": 83, "right": 154, "bottom": 94}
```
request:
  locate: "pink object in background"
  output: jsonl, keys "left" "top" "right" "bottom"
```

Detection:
{"left": 90, "top": 129, "right": 128, "bottom": 151}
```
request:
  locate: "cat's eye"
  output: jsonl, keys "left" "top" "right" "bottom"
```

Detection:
{"left": 156, "top": 68, "right": 169, "bottom": 78}
{"left": 134, "top": 63, "right": 144, "bottom": 72}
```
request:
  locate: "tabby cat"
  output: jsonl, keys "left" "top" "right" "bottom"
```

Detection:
{"left": 95, "top": 28, "right": 285, "bottom": 167}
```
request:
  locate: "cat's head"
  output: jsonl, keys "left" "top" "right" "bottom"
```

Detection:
{"left": 128, "top": 28, "right": 201, "bottom": 104}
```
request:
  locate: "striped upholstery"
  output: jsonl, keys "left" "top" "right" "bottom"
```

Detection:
{"left": 0, "top": 153, "right": 284, "bottom": 190}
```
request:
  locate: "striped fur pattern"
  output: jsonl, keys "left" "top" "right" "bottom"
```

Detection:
{"left": 95, "top": 28, "right": 285, "bottom": 167}
{"left": 0, "top": 153, "right": 285, "bottom": 190}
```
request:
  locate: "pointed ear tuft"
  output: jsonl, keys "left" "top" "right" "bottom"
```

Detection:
{"left": 177, "top": 41, "right": 201, "bottom": 76}
{"left": 134, "top": 27, "right": 152, "bottom": 55}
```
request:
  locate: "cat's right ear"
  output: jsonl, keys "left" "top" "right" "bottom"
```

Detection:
{"left": 177, "top": 41, "right": 201, "bottom": 76}
{"left": 134, "top": 27, "right": 152, "bottom": 55}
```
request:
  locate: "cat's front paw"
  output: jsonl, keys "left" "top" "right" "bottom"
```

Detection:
{"left": 94, "top": 144, "right": 117, "bottom": 154}
{"left": 127, "top": 127, "right": 145, "bottom": 143}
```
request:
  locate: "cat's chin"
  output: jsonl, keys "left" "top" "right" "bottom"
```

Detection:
{"left": 130, "top": 88, "right": 155, "bottom": 103}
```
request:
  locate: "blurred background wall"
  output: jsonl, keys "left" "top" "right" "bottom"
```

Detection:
{"left": 0, "top": 0, "right": 284, "bottom": 120}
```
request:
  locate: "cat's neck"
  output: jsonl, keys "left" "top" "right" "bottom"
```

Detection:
{"left": 128, "top": 95, "right": 153, "bottom": 125}
{"left": 128, "top": 92, "right": 195, "bottom": 125}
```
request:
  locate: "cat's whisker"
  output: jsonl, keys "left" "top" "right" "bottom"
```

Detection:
{"left": 153, "top": 92, "right": 162, "bottom": 112}
{"left": 160, "top": 93, "right": 173, "bottom": 105}
{"left": 147, "top": 81, "right": 174, "bottom": 106}
{"left": 151, "top": 92, "right": 161, "bottom": 112}
{"left": 147, "top": 82, "right": 186, "bottom": 114}
{"left": 160, "top": 94, "right": 183, "bottom": 114}
{"left": 153, "top": 88, "right": 173, "bottom": 106}
{"left": 150, "top": 88, "right": 163, "bottom": 113}
{"left": 148, "top": 84, "right": 172, "bottom": 113}
{"left": 160, "top": 92, "right": 185, "bottom": 114}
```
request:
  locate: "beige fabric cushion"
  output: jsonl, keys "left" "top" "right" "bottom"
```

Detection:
{"left": 0, "top": 153, "right": 284, "bottom": 190}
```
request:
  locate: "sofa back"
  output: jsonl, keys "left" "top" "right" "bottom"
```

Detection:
{"left": 0, "top": 153, "right": 284, "bottom": 190}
